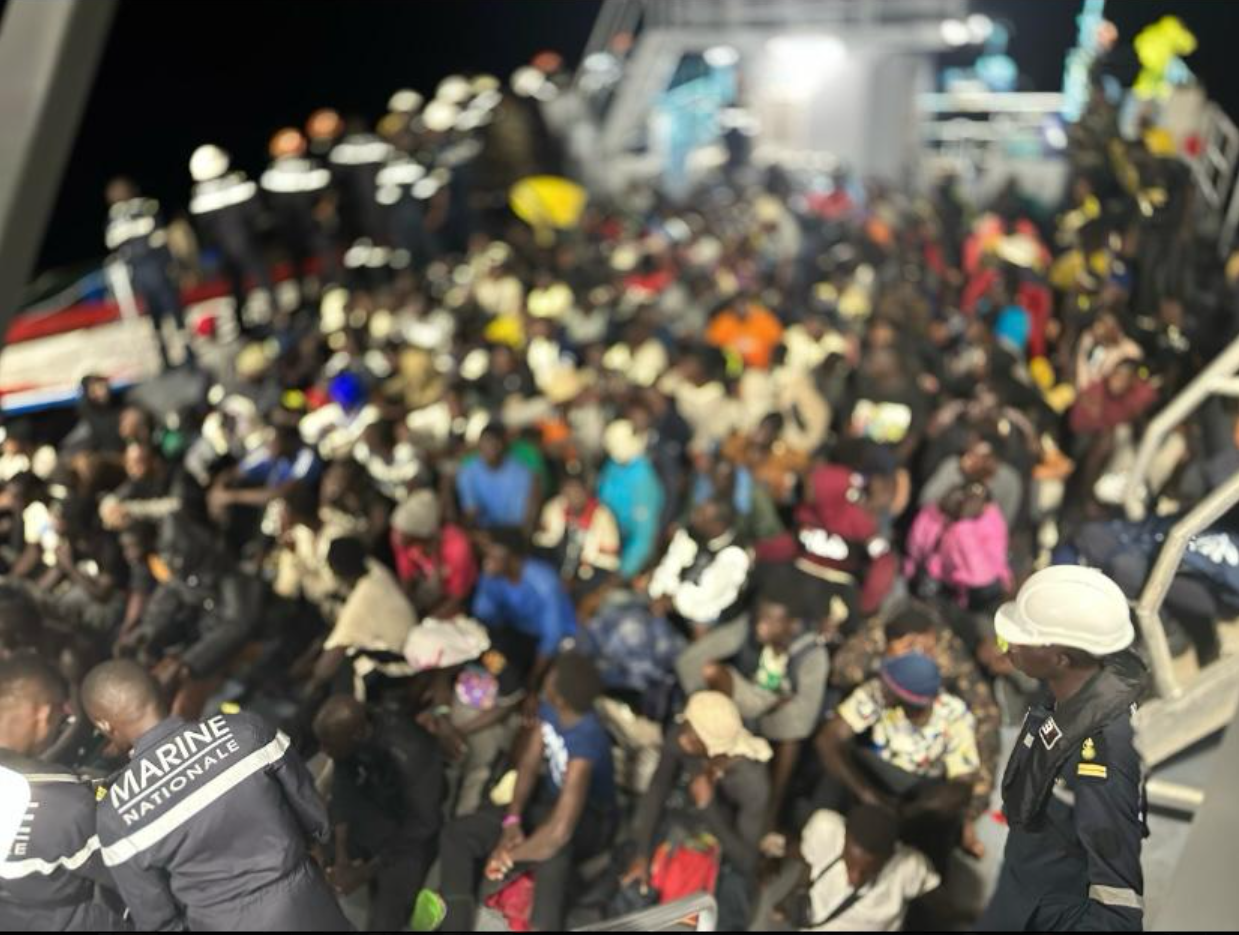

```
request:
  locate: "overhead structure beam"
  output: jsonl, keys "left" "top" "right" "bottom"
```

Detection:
{"left": 0, "top": 0, "right": 117, "bottom": 350}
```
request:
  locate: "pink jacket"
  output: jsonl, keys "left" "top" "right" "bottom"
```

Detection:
{"left": 905, "top": 503, "right": 1012, "bottom": 592}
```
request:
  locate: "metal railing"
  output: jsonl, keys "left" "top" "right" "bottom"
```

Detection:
{"left": 1222, "top": 157, "right": 1239, "bottom": 258}
{"left": 1189, "top": 102, "right": 1239, "bottom": 214}
{"left": 1113, "top": 330, "right": 1239, "bottom": 769}
{"left": 1123, "top": 333, "right": 1239, "bottom": 522}
{"left": 647, "top": 0, "right": 963, "bottom": 28}
{"left": 576, "top": 893, "right": 718, "bottom": 932}
{"left": 1135, "top": 471, "right": 1239, "bottom": 702}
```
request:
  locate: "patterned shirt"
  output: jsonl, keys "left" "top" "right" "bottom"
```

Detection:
{"left": 837, "top": 680, "right": 980, "bottom": 781}
{"left": 830, "top": 622, "right": 1001, "bottom": 820}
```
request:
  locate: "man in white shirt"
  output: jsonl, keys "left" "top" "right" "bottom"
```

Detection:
{"left": 796, "top": 806, "right": 939, "bottom": 931}
{"left": 647, "top": 498, "right": 753, "bottom": 638}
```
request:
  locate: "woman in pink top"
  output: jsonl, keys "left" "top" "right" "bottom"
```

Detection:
{"left": 905, "top": 483, "right": 1012, "bottom": 606}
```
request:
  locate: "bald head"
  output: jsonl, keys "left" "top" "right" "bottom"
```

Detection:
{"left": 0, "top": 655, "right": 67, "bottom": 757}
{"left": 313, "top": 695, "right": 369, "bottom": 761}
{"left": 81, "top": 660, "right": 167, "bottom": 750}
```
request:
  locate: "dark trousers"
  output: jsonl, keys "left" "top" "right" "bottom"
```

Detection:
{"left": 813, "top": 748, "right": 964, "bottom": 874}
{"left": 439, "top": 785, "right": 614, "bottom": 931}
{"left": 219, "top": 237, "right": 273, "bottom": 332}
{"left": 131, "top": 253, "right": 190, "bottom": 368}
{"left": 368, "top": 849, "right": 434, "bottom": 932}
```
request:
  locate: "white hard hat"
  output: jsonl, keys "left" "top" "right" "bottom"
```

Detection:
{"left": 189, "top": 145, "right": 230, "bottom": 182}
{"left": 436, "top": 75, "right": 472, "bottom": 105}
{"left": 995, "top": 565, "right": 1135, "bottom": 656}
{"left": 511, "top": 66, "right": 546, "bottom": 98}
{"left": 388, "top": 88, "right": 425, "bottom": 114}
{"left": 471, "top": 74, "right": 501, "bottom": 95}
{"left": 422, "top": 100, "right": 459, "bottom": 133}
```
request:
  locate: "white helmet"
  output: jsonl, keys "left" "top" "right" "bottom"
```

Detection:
{"left": 471, "top": 74, "right": 501, "bottom": 95}
{"left": 511, "top": 65, "right": 545, "bottom": 99}
{"left": 388, "top": 88, "right": 425, "bottom": 114}
{"left": 436, "top": 75, "right": 472, "bottom": 105}
{"left": 189, "top": 145, "right": 230, "bottom": 182}
{"left": 995, "top": 565, "right": 1135, "bottom": 656}
{"left": 422, "top": 100, "right": 459, "bottom": 133}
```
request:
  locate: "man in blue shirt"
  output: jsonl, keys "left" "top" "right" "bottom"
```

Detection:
{"left": 472, "top": 528, "right": 576, "bottom": 689}
{"left": 438, "top": 652, "right": 616, "bottom": 931}
{"left": 456, "top": 425, "right": 538, "bottom": 530}
{"left": 210, "top": 425, "right": 320, "bottom": 520}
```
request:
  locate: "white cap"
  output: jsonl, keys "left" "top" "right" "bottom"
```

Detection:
{"left": 995, "top": 565, "right": 1135, "bottom": 656}
{"left": 189, "top": 145, "right": 230, "bottom": 182}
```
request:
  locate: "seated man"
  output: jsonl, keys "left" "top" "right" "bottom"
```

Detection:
{"left": 830, "top": 603, "right": 1001, "bottom": 858}
{"left": 404, "top": 617, "right": 525, "bottom": 818}
{"left": 306, "top": 537, "right": 418, "bottom": 699}
{"left": 919, "top": 431, "right": 1024, "bottom": 529}
{"left": 623, "top": 691, "right": 773, "bottom": 930}
{"left": 815, "top": 653, "right": 979, "bottom": 871}
{"left": 456, "top": 424, "right": 539, "bottom": 531}
{"left": 389, "top": 488, "right": 477, "bottom": 617}
{"left": 533, "top": 468, "right": 622, "bottom": 604}
{"left": 786, "top": 460, "right": 899, "bottom": 631}
{"left": 99, "top": 442, "right": 184, "bottom": 532}
{"left": 438, "top": 652, "right": 616, "bottom": 931}
{"left": 676, "top": 564, "right": 829, "bottom": 827}
{"left": 314, "top": 695, "right": 445, "bottom": 931}
{"left": 783, "top": 806, "right": 939, "bottom": 931}
{"left": 207, "top": 425, "right": 320, "bottom": 522}
{"left": 119, "top": 515, "right": 261, "bottom": 718}
{"left": 0, "top": 657, "right": 129, "bottom": 932}
{"left": 472, "top": 528, "right": 577, "bottom": 691}
{"left": 647, "top": 497, "right": 753, "bottom": 638}
{"left": 597, "top": 419, "right": 666, "bottom": 581}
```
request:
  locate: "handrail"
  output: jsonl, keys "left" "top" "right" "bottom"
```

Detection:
{"left": 1123, "top": 332, "right": 1239, "bottom": 521}
{"left": 575, "top": 893, "right": 718, "bottom": 932}
{"left": 1135, "top": 468, "right": 1239, "bottom": 699}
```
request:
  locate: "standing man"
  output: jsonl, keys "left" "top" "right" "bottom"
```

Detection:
{"left": 261, "top": 128, "right": 338, "bottom": 300}
{"left": 981, "top": 566, "right": 1149, "bottom": 931}
{"left": 105, "top": 177, "right": 192, "bottom": 370}
{"left": 82, "top": 660, "right": 350, "bottom": 931}
{"left": 0, "top": 656, "right": 130, "bottom": 931}
{"left": 188, "top": 144, "right": 273, "bottom": 334}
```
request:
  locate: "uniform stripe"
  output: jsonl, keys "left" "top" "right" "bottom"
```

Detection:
{"left": 0, "top": 836, "right": 99, "bottom": 880}
{"left": 20, "top": 773, "right": 82, "bottom": 785}
{"left": 1090, "top": 885, "right": 1144, "bottom": 910}
{"left": 1078, "top": 764, "right": 1109, "bottom": 779}
{"left": 101, "top": 733, "right": 289, "bottom": 868}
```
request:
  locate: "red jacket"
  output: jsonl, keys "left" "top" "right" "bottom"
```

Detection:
{"left": 1069, "top": 380, "right": 1158, "bottom": 435}
{"left": 790, "top": 464, "right": 897, "bottom": 615}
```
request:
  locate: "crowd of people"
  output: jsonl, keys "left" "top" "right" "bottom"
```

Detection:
{"left": 2, "top": 53, "right": 1237, "bottom": 933}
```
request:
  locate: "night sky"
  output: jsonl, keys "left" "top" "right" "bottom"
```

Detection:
{"left": 28, "top": 0, "right": 1239, "bottom": 277}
